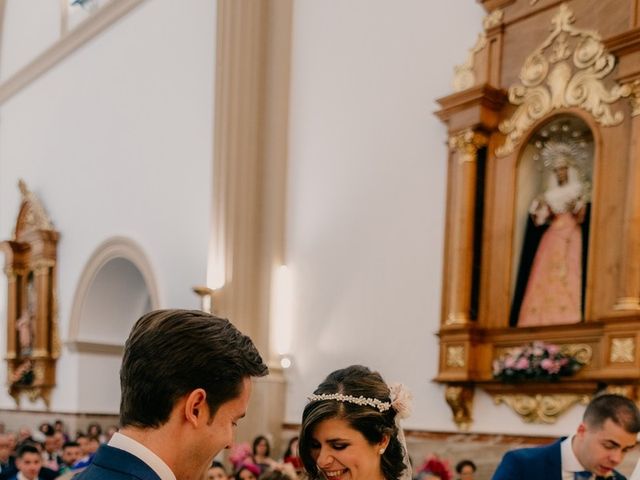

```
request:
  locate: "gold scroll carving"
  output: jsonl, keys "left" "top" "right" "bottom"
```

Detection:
{"left": 483, "top": 9, "right": 504, "bottom": 31}
{"left": 493, "top": 393, "right": 589, "bottom": 423}
{"left": 449, "top": 129, "right": 489, "bottom": 165}
{"left": 559, "top": 343, "right": 593, "bottom": 365}
{"left": 452, "top": 34, "right": 488, "bottom": 93}
{"left": 496, "top": 4, "right": 631, "bottom": 156}
{"left": 628, "top": 80, "right": 640, "bottom": 117}
{"left": 445, "top": 385, "right": 474, "bottom": 430}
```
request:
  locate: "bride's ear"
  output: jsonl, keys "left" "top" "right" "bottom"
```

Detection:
{"left": 378, "top": 434, "right": 390, "bottom": 453}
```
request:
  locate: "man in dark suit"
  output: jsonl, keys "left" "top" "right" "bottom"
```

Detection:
{"left": 0, "top": 434, "right": 17, "bottom": 480}
{"left": 8, "top": 444, "right": 42, "bottom": 480}
{"left": 493, "top": 394, "right": 640, "bottom": 480}
{"left": 75, "top": 309, "right": 269, "bottom": 480}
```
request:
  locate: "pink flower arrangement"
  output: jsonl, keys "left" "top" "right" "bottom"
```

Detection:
{"left": 229, "top": 442, "right": 252, "bottom": 469}
{"left": 493, "top": 341, "right": 584, "bottom": 382}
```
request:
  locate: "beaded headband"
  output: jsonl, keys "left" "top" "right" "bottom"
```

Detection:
{"left": 307, "top": 393, "right": 391, "bottom": 412}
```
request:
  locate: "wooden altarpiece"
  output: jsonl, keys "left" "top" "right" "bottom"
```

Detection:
{"left": 435, "top": 0, "right": 640, "bottom": 429}
{"left": 1, "top": 180, "right": 60, "bottom": 406}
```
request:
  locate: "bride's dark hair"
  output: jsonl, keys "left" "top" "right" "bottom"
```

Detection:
{"left": 299, "top": 365, "right": 406, "bottom": 480}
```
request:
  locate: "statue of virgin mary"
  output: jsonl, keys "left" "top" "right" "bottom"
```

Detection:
{"left": 510, "top": 141, "right": 590, "bottom": 326}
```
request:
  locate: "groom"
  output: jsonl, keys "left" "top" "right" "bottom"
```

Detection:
{"left": 76, "top": 309, "right": 268, "bottom": 480}
{"left": 492, "top": 394, "right": 640, "bottom": 480}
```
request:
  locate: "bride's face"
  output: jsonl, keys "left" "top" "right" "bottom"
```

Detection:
{"left": 310, "top": 417, "right": 387, "bottom": 480}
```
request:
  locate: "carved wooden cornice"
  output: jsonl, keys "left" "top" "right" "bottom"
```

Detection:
{"left": 436, "top": 84, "right": 508, "bottom": 132}
{"left": 604, "top": 27, "right": 640, "bottom": 57}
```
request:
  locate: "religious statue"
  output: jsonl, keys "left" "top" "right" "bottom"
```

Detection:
{"left": 510, "top": 136, "right": 591, "bottom": 327}
{"left": 16, "top": 272, "right": 36, "bottom": 355}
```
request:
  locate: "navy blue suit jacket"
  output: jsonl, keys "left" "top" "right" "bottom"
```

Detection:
{"left": 73, "top": 445, "right": 162, "bottom": 480}
{"left": 492, "top": 438, "right": 626, "bottom": 480}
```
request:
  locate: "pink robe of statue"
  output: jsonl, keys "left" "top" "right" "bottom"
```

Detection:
{"left": 518, "top": 171, "right": 585, "bottom": 327}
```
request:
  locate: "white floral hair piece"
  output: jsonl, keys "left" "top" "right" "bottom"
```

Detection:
{"left": 389, "top": 383, "right": 413, "bottom": 419}
{"left": 307, "top": 393, "right": 391, "bottom": 412}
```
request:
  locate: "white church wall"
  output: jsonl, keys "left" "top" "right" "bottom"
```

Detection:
{"left": 1, "top": 0, "right": 62, "bottom": 81}
{"left": 0, "top": 0, "right": 215, "bottom": 413}
{"left": 285, "top": 0, "right": 583, "bottom": 436}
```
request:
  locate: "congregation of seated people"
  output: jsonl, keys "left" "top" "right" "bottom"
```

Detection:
{"left": 0, "top": 422, "right": 480, "bottom": 480}
{"left": 0, "top": 421, "right": 117, "bottom": 480}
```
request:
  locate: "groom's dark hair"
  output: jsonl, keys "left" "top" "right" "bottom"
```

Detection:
{"left": 119, "top": 309, "right": 268, "bottom": 428}
{"left": 584, "top": 393, "right": 640, "bottom": 433}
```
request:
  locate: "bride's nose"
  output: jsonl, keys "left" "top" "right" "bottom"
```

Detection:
{"left": 316, "top": 446, "right": 334, "bottom": 468}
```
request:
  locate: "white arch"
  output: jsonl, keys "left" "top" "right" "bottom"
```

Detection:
{"left": 67, "top": 236, "right": 161, "bottom": 353}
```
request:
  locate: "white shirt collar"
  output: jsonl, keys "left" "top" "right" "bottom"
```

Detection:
{"left": 561, "top": 436, "right": 588, "bottom": 473}
{"left": 108, "top": 432, "right": 177, "bottom": 480}
{"left": 17, "top": 473, "right": 38, "bottom": 480}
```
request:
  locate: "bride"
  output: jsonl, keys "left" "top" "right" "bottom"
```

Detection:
{"left": 298, "top": 365, "right": 412, "bottom": 480}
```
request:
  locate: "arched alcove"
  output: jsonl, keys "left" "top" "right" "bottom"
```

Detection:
{"left": 68, "top": 236, "right": 161, "bottom": 353}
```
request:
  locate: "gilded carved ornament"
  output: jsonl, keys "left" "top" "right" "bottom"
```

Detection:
{"left": 446, "top": 346, "right": 466, "bottom": 368}
{"left": 628, "top": 80, "right": 640, "bottom": 117}
{"left": 445, "top": 385, "right": 474, "bottom": 430}
{"left": 15, "top": 179, "right": 54, "bottom": 238}
{"left": 493, "top": 393, "right": 589, "bottom": 423}
{"left": 449, "top": 129, "right": 488, "bottom": 164}
{"left": 610, "top": 338, "right": 635, "bottom": 363}
{"left": 452, "top": 33, "right": 487, "bottom": 93}
{"left": 559, "top": 343, "right": 593, "bottom": 365}
{"left": 605, "top": 385, "right": 638, "bottom": 398}
{"left": 496, "top": 4, "right": 631, "bottom": 157}
{"left": 494, "top": 343, "right": 592, "bottom": 365}
{"left": 483, "top": 9, "right": 504, "bottom": 30}
{"left": 530, "top": 0, "right": 540, "bottom": 5}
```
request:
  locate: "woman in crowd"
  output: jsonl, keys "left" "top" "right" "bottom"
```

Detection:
{"left": 234, "top": 463, "right": 260, "bottom": 480}
{"left": 282, "top": 436, "right": 302, "bottom": 473}
{"left": 298, "top": 364, "right": 412, "bottom": 480}
{"left": 205, "top": 461, "right": 229, "bottom": 480}
{"left": 454, "top": 460, "right": 476, "bottom": 480}
{"left": 252, "top": 435, "right": 277, "bottom": 474}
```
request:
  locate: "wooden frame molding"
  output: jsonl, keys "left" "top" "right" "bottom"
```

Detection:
{"left": 0, "top": 0, "right": 146, "bottom": 105}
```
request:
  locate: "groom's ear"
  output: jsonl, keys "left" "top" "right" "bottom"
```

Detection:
{"left": 576, "top": 422, "right": 587, "bottom": 437}
{"left": 184, "top": 388, "right": 207, "bottom": 427}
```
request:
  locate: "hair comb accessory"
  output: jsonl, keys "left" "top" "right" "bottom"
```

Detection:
{"left": 307, "top": 393, "right": 391, "bottom": 412}
{"left": 389, "top": 383, "right": 413, "bottom": 419}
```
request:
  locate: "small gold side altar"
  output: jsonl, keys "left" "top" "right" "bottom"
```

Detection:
{"left": 1, "top": 180, "right": 60, "bottom": 407}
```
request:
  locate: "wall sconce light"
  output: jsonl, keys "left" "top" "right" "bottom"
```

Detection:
{"left": 270, "top": 265, "right": 294, "bottom": 368}
{"left": 279, "top": 354, "right": 294, "bottom": 370}
{"left": 192, "top": 285, "right": 215, "bottom": 314}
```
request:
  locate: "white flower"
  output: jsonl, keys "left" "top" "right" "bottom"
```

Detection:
{"left": 389, "top": 383, "right": 413, "bottom": 419}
